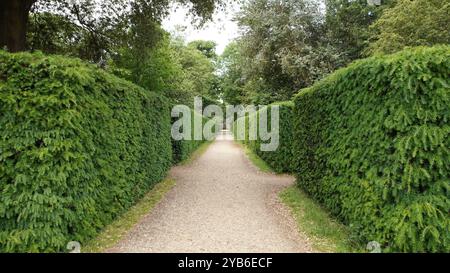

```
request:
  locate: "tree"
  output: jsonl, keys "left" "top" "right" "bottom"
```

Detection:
{"left": 0, "top": 0, "right": 230, "bottom": 53}
{"left": 230, "top": 0, "right": 342, "bottom": 104}
{"left": 217, "top": 42, "right": 246, "bottom": 105}
{"left": 113, "top": 30, "right": 183, "bottom": 98}
{"left": 0, "top": 0, "right": 35, "bottom": 52}
{"left": 113, "top": 28, "right": 218, "bottom": 106}
{"left": 174, "top": 39, "right": 217, "bottom": 104}
{"left": 188, "top": 40, "right": 218, "bottom": 59}
{"left": 27, "top": 12, "right": 81, "bottom": 56}
{"left": 221, "top": 0, "right": 401, "bottom": 105}
{"left": 324, "top": 0, "right": 395, "bottom": 63}
{"left": 367, "top": 0, "right": 450, "bottom": 55}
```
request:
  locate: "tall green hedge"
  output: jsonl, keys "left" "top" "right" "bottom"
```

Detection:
{"left": 171, "top": 110, "right": 212, "bottom": 164}
{"left": 0, "top": 51, "right": 172, "bottom": 252}
{"left": 233, "top": 102, "right": 294, "bottom": 173}
{"left": 293, "top": 46, "right": 450, "bottom": 252}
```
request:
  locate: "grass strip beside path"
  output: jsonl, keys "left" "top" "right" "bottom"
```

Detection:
{"left": 237, "top": 143, "right": 273, "bottom": 173}
{"left": 83, "top": 141, "right": 215, "bottom": 252}
{"left": 240, "top": 142, "right": 360, "bottom": 253}
{"left": 82, "top": 178, "right": 176, "bottom": 253}
{"left": 180, "top": 141, "right": 214, "bottom": 166}
{"left": 280, "top": 186, "right": 360, "bottom": 253}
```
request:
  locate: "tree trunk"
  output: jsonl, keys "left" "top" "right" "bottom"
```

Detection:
{"left": 0, "top": 0, "right": 36, "bottom": 52}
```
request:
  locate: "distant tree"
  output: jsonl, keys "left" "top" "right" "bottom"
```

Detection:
{"left": 112, "top": 30, "right": 218, "bottom": 105}
{"left": 175, "top": 40, "right": 217, "bottom": 103}
{"left": 113, "top": 30, "right": 181, "bottom": 97}
{"left": 231, "top": 0, "right": 343, "bottom": 104}
{"left": 188, "top": 40, "right": 218, "bottom": 59}
{"left": 367, "top": 0, "right": 450, "bottom": 55}
{"left": 218, "top": 42, "right": 246, "bottom": 105}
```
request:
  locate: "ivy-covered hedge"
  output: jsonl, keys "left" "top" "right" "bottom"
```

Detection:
{"left": 293, "top": 46, "right": 450, "bottom": 252}
{"left": 0, "top": 51, "right": 172, "bottom": 252}
{"left": 234, "top": 102, "right": 294, "bottom": 173}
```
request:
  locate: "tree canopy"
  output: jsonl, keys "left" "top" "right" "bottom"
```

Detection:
{"left": 216, "top": 0, "right": 382, "bottom": 104}
{"left": 216, "top": 0, "right": 448, "bottom": 105}
{"left": 2, "top": 0, "right": 449, "bottom": 106}
{"left": 0, "top": 0, "right": 231, "bottom": 53}
{"left": 325, "top": 0, "right": 396, "bottom": 61}
{"left": 367, "top": 0, "right": 450, "bottom": 55}
{"left": 188, "top": 40, "right": 218, "bottom": 59}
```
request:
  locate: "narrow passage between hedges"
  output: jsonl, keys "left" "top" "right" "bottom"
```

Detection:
{"left": 108, "top": 131, "right": 313, "bottom": 253}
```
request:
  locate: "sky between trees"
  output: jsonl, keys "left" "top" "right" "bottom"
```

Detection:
{"left": 162, "top": 2, "right": 241, "bottom": 54}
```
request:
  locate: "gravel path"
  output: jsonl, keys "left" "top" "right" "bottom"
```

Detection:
{"left": 108, "top": 131, "right": 313, "bottom": 253}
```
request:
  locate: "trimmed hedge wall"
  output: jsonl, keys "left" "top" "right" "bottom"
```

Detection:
{"left": 171, "top": 110, "right": 211, "bottom": 164}
{"left": 0, "top": 51, "right": 172, "bottom": 252}
{"left": 293, "top": 46, "right": 450, "bottom": 252}
{"left": 234, "top": 102, "right": 294, "bottom": 173}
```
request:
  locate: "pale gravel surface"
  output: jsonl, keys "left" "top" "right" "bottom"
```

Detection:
{"left": 108, "top": 131, "right": 314, "bottom": 253}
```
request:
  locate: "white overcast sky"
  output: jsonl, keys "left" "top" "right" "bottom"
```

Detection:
{"left": 162, "top": 2, "right": 242, "bottom": 54}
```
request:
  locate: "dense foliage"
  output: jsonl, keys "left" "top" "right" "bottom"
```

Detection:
{"left": 1, "top": 0, "right": 449, "bottom": 254}
{"left": 1, "top": 0, "right": 232, "bottom": 53}
{"left": 367, "top": 0, "right": 450, "bottom": 55}
{"left": 232, "top": 0, "right": 337, "bottom": 104}
{"left": 218, "top": 0, "right": 395, "bottom": 105}
{"left": 27, "top": 7, "right": 221, "bottom": 107}
{"left": 0, "top": 51, "right": 173, "bottom": 252}
{"left": 217, "top": 42, "right": 246, "bottom": 105}
{"left": 112, "top": 31, "right": 219, "bottom": 106}
{"left": 172, "top": 110, "right": 213, "bottom": 164}
{"left": 292, "top": 46, "right": 450, "bottom": 252}
{"left": 233, "top": 102, "right": 294, "bottom": 173}
{"left": 325, "top": 0, "right": 396, "bottom": 62}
